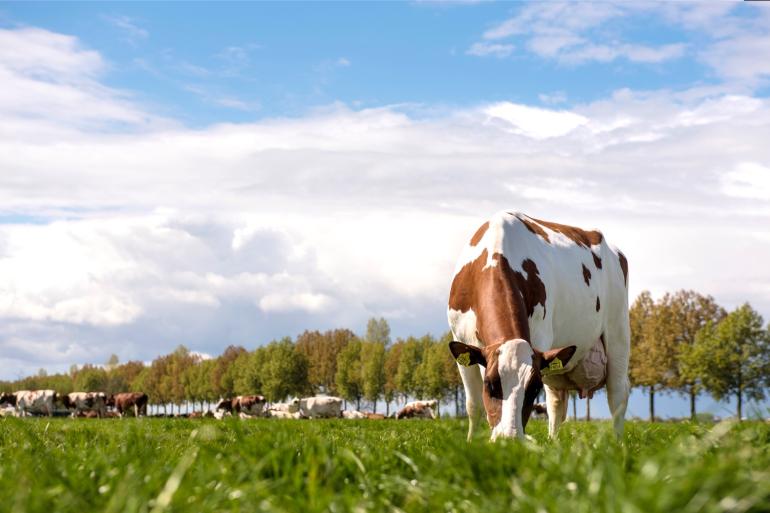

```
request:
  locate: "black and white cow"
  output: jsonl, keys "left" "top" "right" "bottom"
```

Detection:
{"left": 63, "top": 392, "right": 108, "bottom": 418}
{"left": 448, "top": 211, "right": 630, "bottom": 441}
{"left": 15, "top": 390, "right": 57, "bottom": 417}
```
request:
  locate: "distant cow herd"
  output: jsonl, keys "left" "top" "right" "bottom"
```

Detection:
{"left": 0, "top": 390, "right": 441, "bottom": 420}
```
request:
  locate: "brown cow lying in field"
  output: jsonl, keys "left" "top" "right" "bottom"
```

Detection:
{"left": 215, "top": 395, "right": 267, "bottom": 418}
{"left": 107, "top": 392, "right": 148, "bottom": 417}
{"left": 396, "top": 400, "right": 438, "bottom": 420}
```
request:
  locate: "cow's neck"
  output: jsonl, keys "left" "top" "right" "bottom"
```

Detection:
{"left": 475, "top": 252, "right": 532, "bottom": 347}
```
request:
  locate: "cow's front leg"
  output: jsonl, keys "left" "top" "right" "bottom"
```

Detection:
{"left": 458, "top": 363, "right": 484, "bottom": 442}
{"left": 544, "top": 385, "right": 568, "bottom": 439}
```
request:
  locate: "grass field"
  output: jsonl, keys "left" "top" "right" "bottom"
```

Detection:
{"left": 0, "top": 418, "right": 768, "bottom": 513}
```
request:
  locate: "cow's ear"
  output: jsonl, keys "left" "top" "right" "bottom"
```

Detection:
{"left": 540, "top": 345, "right": 577, "bottom": 373}
{"left": 449, "top": 341, "right": 486, "bottom": 367}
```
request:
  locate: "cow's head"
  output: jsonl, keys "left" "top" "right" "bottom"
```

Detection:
{"left": 449, "top": 339, "right": 576, "bottom": 440}
{"left": 105, "top": 395, "right": 115, "bottom": 407}
{"left": 0, "top": 393, "right": 15, "bottom": 407}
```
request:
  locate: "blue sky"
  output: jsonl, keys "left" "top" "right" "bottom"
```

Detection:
{"left": 5, "top": 2, "right": 762, "bottom": 125}
{"left": 1, "top": 2, "right": 769, "bottom": 418}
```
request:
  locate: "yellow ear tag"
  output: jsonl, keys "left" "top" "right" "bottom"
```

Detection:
{"left": 456, "top": 352, "right": 471, "bottom": 366}
{"left": 548, "top": 357, "right": 563, "bottom": 372}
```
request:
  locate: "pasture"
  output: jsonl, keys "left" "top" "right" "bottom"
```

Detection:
{"left": 0, "top": 418, "right": 768, "bottom": 513}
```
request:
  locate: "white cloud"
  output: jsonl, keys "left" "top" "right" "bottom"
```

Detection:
{"left": 483, "top": 102, "right": 588, "bottom": 139}
{"left": 103, "top": 15, "right": 149, "bottom": 44}
{"left": 722, "top": 162, "right": 770, "bottom": 200}
{"left": 466, "top": 42, "right": 514, "bottom": 58}
{"left": 2, "top": 26, "right": 770, "bottom": 377}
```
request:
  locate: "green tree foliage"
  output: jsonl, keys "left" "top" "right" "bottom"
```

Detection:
{"left": 665, "top": 290, "right": 726, "bottom": 419}
{"left": 365, "top": 317, "right": 391, "bottom": 346}
{"left": 73, "top": 365, "right": 108, "bottom": 392}
{"left": 440, "top": 331, "right": 463, "bottom": 416}
{"left": 257, "top": 337, "right": 311, "bottom": 402}
{"left": 361, "top": 340, "right": 386, "bottom": 412}
{"left": 629, "top": 291, "right": 674, "bottom": 421}
{"left": 335, "top": 338, "right": 363, "bottom": 408}
{"left": 383, "top": 341, "right": 403, "bottom": 415}
{"left": 395, "top": 337, "right": 424, "bottom": 402}
{"left": 296, "top": 329, "right": 355, "bottom": 394}
{"left": 211, "top": 345, "right": 247, "bottom": 398}
{"left": 680, "top": 303, "right": 770, "bottom": 419}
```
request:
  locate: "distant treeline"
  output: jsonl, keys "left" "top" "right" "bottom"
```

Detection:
{"left": 3, "top": 291, "right": 769, "bottom": 419}
{"left": 0, "top": 318, "right": 462, "bottom": 416}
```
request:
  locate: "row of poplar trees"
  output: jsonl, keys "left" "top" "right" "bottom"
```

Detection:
{"left": 630, "top": 290, "right": 770, "bottom": 420}
{"left": 1, "top": 319, "right": 463, "bottom": 416}
{"left": 4, "top": 292, "right": 769, "bottom": 419}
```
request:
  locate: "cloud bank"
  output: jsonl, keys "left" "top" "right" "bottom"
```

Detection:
{"left": 1, "top": 25, "right": 769, "bottom": 378}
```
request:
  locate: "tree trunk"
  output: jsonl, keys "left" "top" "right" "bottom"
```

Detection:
{"left": 737, "top": 390, "right": 742, "bottom": 421}
{"left": 689, "top": 389, "right": 696, "bottom": 420}
{"left": 649, "top": 386, "right": 655, "bottom": 422}
{"left": 454, "top": 387, "right": 460, "bottom": 417}
{"left": 586, "top": 397, "right": 591, "bottom": 421}
{"left": 386, "top": 401, "right": 390, "bottom": 417}
{"left": 373, "top": 400, "right": 377, "bottom": 414}
{"left": 572, "top": 393, "right": 577, "bottom": 421}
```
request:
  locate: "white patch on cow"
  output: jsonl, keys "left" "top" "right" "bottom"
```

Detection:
{"left": 491, "top": 339, "right": 534, "bottom": 441}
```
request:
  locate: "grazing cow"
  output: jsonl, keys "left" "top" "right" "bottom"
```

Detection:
{"left": 448, "top": 211, "right": 630, "bottom": 441}
{"left": 15, "top": 390, "right": 57, "bottom": 417}
{"left": 63, "top": 392, "right": 107, "bottom": 418}
{"left": 108, "top": 392, "right": 148, "bottom": 417}
{"left": 396, "top": 400, "right": 437, "bottom": 420}
{"left": 299, "top": 396, "right": 343, "bottom": 419}
{"left": 269, "top": 397, "right": 300, "bottom": 414}
{"left": 342, "top": 410, "right": 367, "bottom": 419}
{"left": 215, "top": 395, "right": 267, "bottom": 418}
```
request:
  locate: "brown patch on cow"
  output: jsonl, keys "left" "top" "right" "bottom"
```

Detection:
{"left": 592, "top": 252, "right": 602, "bottom": 269}
{"left": 530, "top": 216, "right": 603, "bottom": 248}
{"left": 517, "top": 215, "right": 550, "bottom": 243}
{"left": 482, "top": 352, "right": 503, "bottom": 427}
{"left": 618, "top": 251, "right": 628, "bottom": 287}
{"left": 449, "top": 249, "right": 531, "bottom": 345}
{"left": 582, "top": 264, "right": 592, "bottom": 286}
{"left": 470, "top": 221, "right": 489, "bottom": 246}
{"left": 596, "top": 296, "right": 600, "bottom": 312}
{"left": 512, "top": 258, "right": 547, "bottom": 320}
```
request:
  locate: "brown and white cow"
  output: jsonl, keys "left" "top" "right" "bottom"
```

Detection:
{"left": 15, "top": 390, "right": 57, "bottom": 417}
{"left": 63, "top": 392, "right": 108, "bottom": 418}
{"left": 396, "top": 400, "right": 438, "bottom": 420}
{"left": 448, "top": 211, "right": 630, "bottom": 441}
{"left": 107, "top": 392, "right": 148, "bottom": 417}
{"left": 215, "top": 395, "right": 267, "bottom": 418}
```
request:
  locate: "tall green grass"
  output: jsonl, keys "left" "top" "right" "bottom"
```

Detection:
{"left": 0, "top": 418, "right": 767, "bottom": 512}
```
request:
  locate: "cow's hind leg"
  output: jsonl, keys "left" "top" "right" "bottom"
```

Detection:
{"left": 458, "top": 363, "right": 484, "bottom": 442}
{"left": 545, "top": 385, "right": 568, "bottom": 439}
{"left": 604, "top": 324, "right": 630, "bottom": 439}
